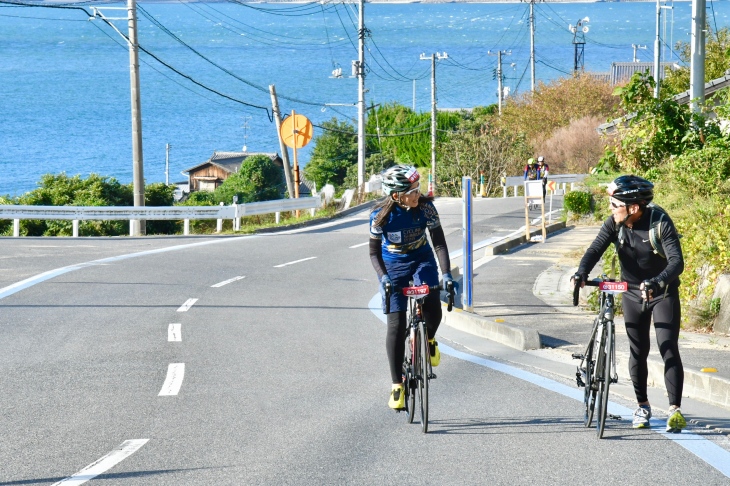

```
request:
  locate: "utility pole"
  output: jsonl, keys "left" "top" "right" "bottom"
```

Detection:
{"left": 530, "top": 0, "right": 536, "bottom": 92}
{"left": 165, "top": 143, "right": 170, "bottom": 185}
{"left": 269, "top": 85, "right": 295, "bottom": 198}
{"left": 420, "top": 52, "right": 448, "bottom": 197}
{"left": 569, "top": 17, "right": 589, "bottom": 74}
{"left": 690, "top": 0, "right": 706, "bottom": 113}
{"left": 632, "top": 44, "right": 647, "bottom": 62}
{"left": 654, "top": 0, "right": 661, "bottom": 97}
{"left": 488, "top": 50, "right": 511, "bottom": 115}
{"left": 523, "top": 0, "right": 544, "bottom": 93}
{"left": 91, "top": 0, "right": 145, "bottom": 235}
{"left": 356, "top": 0, "right": 366, "bottom": 194}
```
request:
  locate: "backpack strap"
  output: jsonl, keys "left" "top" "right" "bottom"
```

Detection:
{"left": 648, "top": 205, "right": 666, "bottom": 258}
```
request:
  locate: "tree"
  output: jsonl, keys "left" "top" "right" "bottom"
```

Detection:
{"left": 304, "top": 118, "right": 357, "bottom": 191}
{"left": 437, "top": 122, "right": 531, "bottom": 197}
{"left": 663, "top": 26, "right": 730, "bottom": 96}
{"left": 215, "top": 154, "right": 283, "bottom": 204}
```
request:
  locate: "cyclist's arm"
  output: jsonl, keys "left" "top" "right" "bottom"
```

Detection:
{"left": 429, "top": 225, "right": 451, "bottom": 276}
{"left": 577, "top": 217, "right": 615, "bottom": 276}
{"left": 652, "top": 219, "right": 684, "bottom": 286}
{"left": 369, "top": 237, "right": 388, "bottom": 280}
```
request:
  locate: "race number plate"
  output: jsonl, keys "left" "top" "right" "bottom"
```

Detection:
{"left": 598, "top": 281, "right": 628, "bottom": 293}
{"left": 402, "top": 285, "right": 430, "bottom": 296}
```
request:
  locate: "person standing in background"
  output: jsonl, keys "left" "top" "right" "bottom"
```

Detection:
{"left": 537, "top": 156, "right": 549, "bottom": 200}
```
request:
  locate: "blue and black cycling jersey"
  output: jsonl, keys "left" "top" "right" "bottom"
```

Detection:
{"left": 369, "top": 200, "right": 441, "bottom": 261}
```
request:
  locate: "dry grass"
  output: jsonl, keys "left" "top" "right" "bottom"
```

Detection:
{"left": 534, "top": 115, "right": 607, "bottom": 174}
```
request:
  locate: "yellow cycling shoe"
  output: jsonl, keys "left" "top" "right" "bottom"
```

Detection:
{"left": 388, "top": 384, "right": 405, "bottom": 410}
{"left": 429, "top": 339, "right": 440, "bottom": 367}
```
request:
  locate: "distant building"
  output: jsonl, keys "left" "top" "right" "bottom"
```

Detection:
{"left": 183, "top": 151, "right": 315, "bottom": 197}
{"left": 590, "top": 61, "right": 678, "bottom": 86}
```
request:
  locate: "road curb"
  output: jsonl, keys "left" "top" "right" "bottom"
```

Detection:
{"left": 648, "top": 360, "right": 730, "bottom": 411}
{"left": 484, "top": 221, "right": 567, "bottom": 255}
{"left": 442, "top": 304, "right": 541, "bottom": 351}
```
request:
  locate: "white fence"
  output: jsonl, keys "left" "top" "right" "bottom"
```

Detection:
{"left": 501, "top": 174, "right": 586, "bottom": 198}
{"left": 0, "top": 196, "right": 322, "bottom": 237}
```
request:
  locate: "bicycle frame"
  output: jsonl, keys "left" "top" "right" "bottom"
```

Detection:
{"left": 573, "top": 278, "right": 640, "bottom": 438}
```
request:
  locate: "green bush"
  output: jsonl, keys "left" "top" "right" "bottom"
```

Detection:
{"left": 564, "top": 190, "right": 593, "bottom": 214}
{"left": 671, "top": 137, "right": 730, "bottom": 196}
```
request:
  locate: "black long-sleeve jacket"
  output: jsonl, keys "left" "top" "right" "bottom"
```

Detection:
{"left": 577, "top": 208, "right": 684, "bottom": 303}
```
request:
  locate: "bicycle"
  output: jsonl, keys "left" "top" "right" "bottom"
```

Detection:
{"left": 571, "top": 277, "right": 643, "bottom": 438}
{"left": 386, "top": 281, "right": 454, "bottom": 433}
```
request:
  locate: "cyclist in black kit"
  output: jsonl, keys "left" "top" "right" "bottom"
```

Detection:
{"left": 572, "top": 175, "right": 686, "bottom": 433}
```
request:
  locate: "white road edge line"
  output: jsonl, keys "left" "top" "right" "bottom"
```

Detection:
{"left": 349, "top": 242, "right": 369, "bottom": 249}
{"left": 211, "top": 275, "right": 246, "bottom": 288}
{"left": 274, "top": 256, "right": 317, "bottom": 268}
{"left": 51, "top": 439, "right": 149, "bottom": 486}
{"left": 168, "top": 323, "right": 181, "bottom": 342}
{"left": 158, "top": 363, "right": 185, "bottom": 396}
{"left": 367, "top": 292, "right": 730, "bottom": 479}
{"left": 176, "top": 298, "right": 198, "bottom": 312}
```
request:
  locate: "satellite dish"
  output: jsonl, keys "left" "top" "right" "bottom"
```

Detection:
{"left": 584, "top": 16, "right": 590, "bottom": 22}
{"left": 583, "top": 26, "right": 589, "bottom": 33}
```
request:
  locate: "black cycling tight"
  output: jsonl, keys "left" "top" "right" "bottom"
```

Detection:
{"left": 385, "top": 294, "right": 442, "bottom": 384}
{"left": 622, "top": 293, "right": 684, "bottom": 406}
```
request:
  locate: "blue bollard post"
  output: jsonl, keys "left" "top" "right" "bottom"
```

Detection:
{"left": 462, "top": 176, "right": 473, "bottom": 311}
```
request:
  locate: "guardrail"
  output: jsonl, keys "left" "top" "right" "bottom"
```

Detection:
{"left": 0, "top": 196, "right": 322, "bottom": 237}
{"left": 501, "top": 174, "right": 586, "bottom": 198}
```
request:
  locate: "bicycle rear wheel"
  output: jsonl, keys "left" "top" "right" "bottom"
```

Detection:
{"left": 595, "top": 324, "right": 612, "bottom": 439}
{"left": 583, "top": 337, "right": 596, "bottom": 428}
{"left": 417, "top": 321, "right": 429, "bottom": 433}
{"left": 404, "top": 335, "right": 416, "bottom": 424}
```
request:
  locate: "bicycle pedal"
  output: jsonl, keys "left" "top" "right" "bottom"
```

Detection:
{"left": 611, "top": 377, "right": 618, "bottom": 384}
{"left": 608, "top": 414, "right": 622, "bottom": 421}
{"left": 429, "top": 373, "right": 437, "bottom": 379}
{"left": 571, "top": 353, "right": 584, "bottom": 360}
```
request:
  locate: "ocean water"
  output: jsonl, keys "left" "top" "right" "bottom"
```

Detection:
{"left": 1, "top": 1, "right": 729, "bottom": 196}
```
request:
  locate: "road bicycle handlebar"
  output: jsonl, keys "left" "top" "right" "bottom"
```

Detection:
{"left": 572, "top": 280, "right": 646, "bottom": 311}
{"left": 384, "top": 283, "right": 455, "bottom": 314}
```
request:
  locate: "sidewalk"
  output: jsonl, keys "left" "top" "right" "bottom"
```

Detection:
{"left": 444, "top": 224, "right": 730, "bottom": 414}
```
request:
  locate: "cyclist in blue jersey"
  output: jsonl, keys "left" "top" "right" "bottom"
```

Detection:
{"left": 369, "top": 165, "right": 454, "bottom": 410}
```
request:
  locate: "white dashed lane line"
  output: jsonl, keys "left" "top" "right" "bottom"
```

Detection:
{"left": 211, "top": 276, "right": 245, "bottom": 288}
{"left": 349, "top": 242, "right": 368, "bottom": 249}
{"left": 158, "top": 363, "right": 185, "bottom": 396}
{"left": 273, "top": 256, "right": 317, "bottom": 268}
{"left": 176, "top": 298, "right": 198, "bottom": 312}
{"left": 168, "top": 324, "right": 181, "bottom": 342}
{"left": 51, "top": 439, "right": 149, "bottom": 486}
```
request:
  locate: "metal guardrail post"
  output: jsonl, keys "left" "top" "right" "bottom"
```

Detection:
{"left": 184, "top": 219, "right": 190, "bottom": 236}
{"left": 73, "top": 220, "right": 79, "bottom": 238}
{"left": 216, "top": 202, "right": 224, "bottom": 233}
{"left": 13, "top": 219, "right": 19, "bottom": 237}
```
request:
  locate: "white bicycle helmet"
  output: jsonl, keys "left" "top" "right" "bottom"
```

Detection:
{"left": 381, "top": 165, "right": 420, "bottom": 196}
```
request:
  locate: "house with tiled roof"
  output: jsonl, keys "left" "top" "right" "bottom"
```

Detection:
{"left": 183, "top": 151, "right": 315, "bottom": 197}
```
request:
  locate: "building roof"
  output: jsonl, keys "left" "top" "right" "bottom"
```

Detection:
{"left": 183, "top": 151, "right": 282, "bottom": 175}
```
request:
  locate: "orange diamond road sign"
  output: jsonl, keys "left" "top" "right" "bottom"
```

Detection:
{"left": 547, "top": 180, "right": 557, "bottom": 191}
{"left": 280, "top": 113, "right": 313, "bottom": 149}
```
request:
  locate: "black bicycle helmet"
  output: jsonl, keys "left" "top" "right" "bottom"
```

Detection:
{"left": 381, "top": 165, "right": 420, "bottom": 196}
{"left": 607, "top": 175, "right": 654, "bottom": 204}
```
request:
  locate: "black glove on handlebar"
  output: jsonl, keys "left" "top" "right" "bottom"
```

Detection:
{"left": 642, "top": 280, "right": 662, "bottom": 300}
{"left": 571, "top": 272, "right": 588, "bottom": 287}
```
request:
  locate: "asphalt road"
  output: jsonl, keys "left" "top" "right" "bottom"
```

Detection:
{"left": 2, "top": 197, "right": 730, "bottom": 484}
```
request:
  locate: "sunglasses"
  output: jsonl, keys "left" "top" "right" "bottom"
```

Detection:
{"left": 403, "top": 186, "right": 420, "bottom": 196}
{"left": 610, "top": 200, "right": 625, "bottom": 209}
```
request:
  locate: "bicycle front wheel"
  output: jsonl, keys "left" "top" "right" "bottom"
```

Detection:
{"left": 404, "top": 335, "right": 416, "bottom": 424}
{"left": 595, "top": 324, "right": 613, "bottom": 439}
{"left": 583, "top": 337, "right": 596, "bottom": 428}
{"left": 417, "top": 321, "right": 429, "bottom": 433}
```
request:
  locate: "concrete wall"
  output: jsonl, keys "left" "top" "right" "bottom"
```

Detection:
{"left": 713, "top": 274, "right": 730, "bottom": 334}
